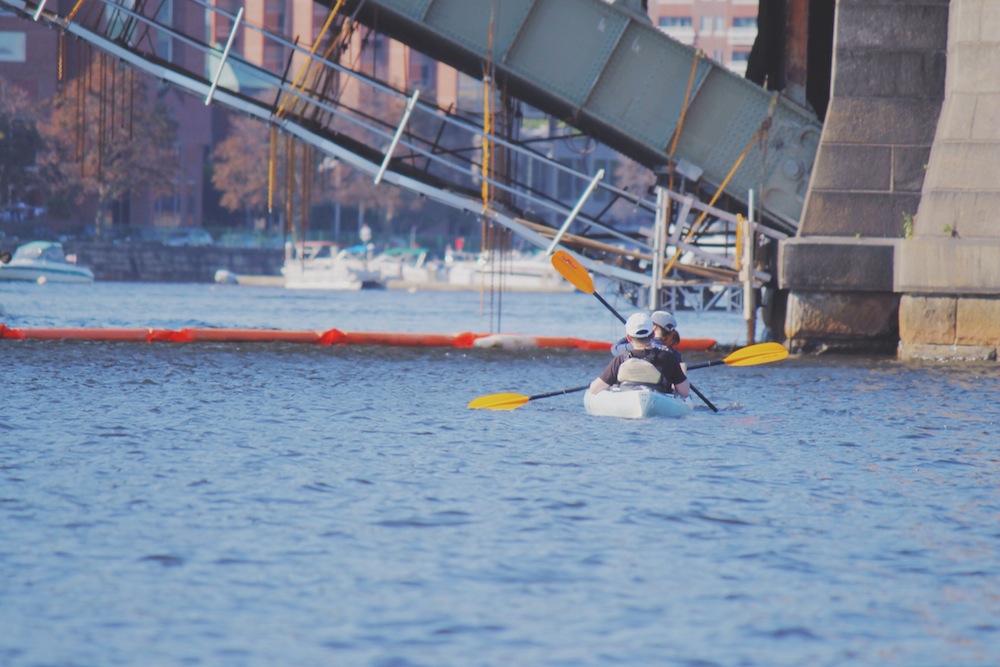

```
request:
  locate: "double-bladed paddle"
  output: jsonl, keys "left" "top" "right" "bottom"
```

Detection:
{"left": 550, "top": 249, "right": 721, "bottom": 412}
{"left": 467, "top": 342, "right": 788, "bottom": 410}
{"left": 467, "top": 385, "right": 590, "bottom": 411}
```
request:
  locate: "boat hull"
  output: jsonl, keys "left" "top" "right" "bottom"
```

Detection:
{"left": 0, "top": 262, "right": 94, "bottom": 283}
{"left": 584, "top": 386, "right": 693, "bottom": 419}
{"left": 281, "top": 241, "right": 384, "bottom": 290}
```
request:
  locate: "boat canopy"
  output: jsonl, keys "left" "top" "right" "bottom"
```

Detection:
{"left": 13, "top": 241, "right": 68, "bottom": 262}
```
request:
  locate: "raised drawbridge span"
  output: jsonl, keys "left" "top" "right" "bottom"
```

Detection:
{"left": 2, "top": 0, "right": 820, "bottom": 309}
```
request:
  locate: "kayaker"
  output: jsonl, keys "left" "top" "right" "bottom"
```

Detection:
{"left": 610, "top": 309, "right": 683, "bottom": 361}
{"left": 589, "top": 313, "right": 690, "bottom": 398}
{"left": 650, "top": 310, "right": 686, "bottom": 372}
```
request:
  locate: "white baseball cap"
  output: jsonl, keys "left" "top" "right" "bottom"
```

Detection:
{"left": 651, "top": 310, "right": 677, "bottom": 330}
{"left": 625, "top": 312, "right": 653, "bottom": 338}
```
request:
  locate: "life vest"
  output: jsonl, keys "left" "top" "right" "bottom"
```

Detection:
{"left": 617, "top": 356, "right": 662, "bottom": 385}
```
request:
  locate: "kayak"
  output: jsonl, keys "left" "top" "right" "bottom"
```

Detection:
{"left": 584, "top": 386, "right": 694, "bottom": 419}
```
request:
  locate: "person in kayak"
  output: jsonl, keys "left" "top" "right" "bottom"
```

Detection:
{"left": 610, "top": 309, "right": 683, "bottom": 362}
{"left": 650, "top": 310, "right": 686, "bottom": 372}
{"left": 589, "top": 312, "right": 690, "bottom": 398}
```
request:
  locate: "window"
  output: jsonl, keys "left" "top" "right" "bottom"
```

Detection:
{"left": 658, "top": 17, "right": 692, "bottom": 28}
{"left": 455, "top": 72, "right": 483, "bottom": 112}
{"left": 733, "top": 17, "right": 757, "bottom": 28}
{"left": 0, "top": 31, "right": 26, "bottom": 63}
{"left": 155, "top": 0, "right": 173, "bottom": 60}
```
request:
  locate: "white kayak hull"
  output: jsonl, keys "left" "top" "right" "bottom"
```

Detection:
{"left": 584, "top": 386, "right": 694, "bottom": 419}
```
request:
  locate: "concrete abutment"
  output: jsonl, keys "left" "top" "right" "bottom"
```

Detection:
{"left": 780, "top": 0, "right": 998, "bottom": 360}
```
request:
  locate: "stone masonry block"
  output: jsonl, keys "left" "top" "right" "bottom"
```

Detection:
{"left": 836, "top": 4, "right": 949, "bottom": 52}
{"left": 839, "top": 0, "right": 949, "bottom": 6}
{"left": 785, "top": 290, "right": 899, "bottom": 341}
{"left": 823, "top": 98, "right": 942, "bottom": 145}
{"left": 781, "top": 239, "right": 897, "bottom": 292}
{"left": 898, "top": 294, "right": 955, "bottom": 345}
{"left": 801, "top": 191, "right": 920, "bottom": 237}
{"left": 892, "top": 146, "right": 931, "bottom": 193}
{"left": 957, "top": 297, "right": 1000, "bottom": 345}
{"left": 896, "top": 238, "right": 1000, "bottom": 293}
{"left": 955, "top": 193, "right": 1000, "bottom": 237}
{"left": 810, "top": 144, "right": 892, "bottom": 191}
{"left": 898, "top": 342, "right": 998, "bottom": 361}
{"left": 970, "top": 94, "right": 1000, "bottom": 140}
{"left": 833, "top": 51, "right": 946, "bottom": 100}
{"left": 934, "top": 93, "right": 976, "bottom": 139}
{"left": 950, "top": 44, "right": 1000, "bottom": 94}
{"left": 984, "top": 2, "right": 1000, "bottom": 41}
{"left": 949, "top": 0, "right": 985, "bottom": 45}
{"left": 919, "top": 143, "right": 1000, "bottom": 190}
{"left": 917, "top": 187, "right": 1000, "bottom": 238}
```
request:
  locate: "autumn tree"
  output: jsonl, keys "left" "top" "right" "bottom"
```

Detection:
{"left": 211, "top": 113, "right": 273, "bottom": 216}
{"left": 211, "top": 89, "right": 425, "bottom": 243}
{"left": 0, "top": 77, "right": 43, "bottom": 213}
{"left": 39, "top": 57, "right": 180, "bottom": 230}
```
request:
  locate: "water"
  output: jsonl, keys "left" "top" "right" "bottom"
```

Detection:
{"left": 2, "top": 282, "right": 998, "bottom": 666}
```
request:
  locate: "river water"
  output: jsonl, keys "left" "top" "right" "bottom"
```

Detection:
{"left": 2, "top": 282, "right": 998, "bottom": 666}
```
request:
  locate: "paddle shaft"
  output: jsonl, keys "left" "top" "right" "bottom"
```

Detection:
{"left": 530, "top": 385, "right": 589, "bottom": 401}
{"left": 686, "top": 359, "right": 726, "bottom": 371}
{"left": 686, "top": 383, "right": 717, "bottom": 412}
{"left": 602, "top": 295, "right": 626, "bottom": 324}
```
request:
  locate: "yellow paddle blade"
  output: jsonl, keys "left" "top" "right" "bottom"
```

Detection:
{"left": 467, "top": 392, "right": 532, "bottom": 410}
{"left": 551, "top": 250, "right": 595, "bottom": 294}
{"left": 723, "top": 342, "right": 788, "bottom": 366}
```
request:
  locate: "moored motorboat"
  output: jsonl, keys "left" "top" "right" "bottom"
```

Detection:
{"left": 370, "top": 247, "right": 445, "bottom": 286}
{"left": 281, "top": 241, "right": 384, "bottom": 290}
{"left": 584, "top": 385, "right": 694, "bottom": 419}
{"left": 0, "top": 241, "right": 94, "bottom": 284}
{"left": 443, "top": 249, "right": 574, "bottom": 292}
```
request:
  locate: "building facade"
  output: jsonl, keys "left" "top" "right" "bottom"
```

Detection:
{"left": 649, "top": 0, "right": 759, "bottom": 76}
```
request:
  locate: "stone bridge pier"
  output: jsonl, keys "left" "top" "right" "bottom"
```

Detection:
{"left": 780, "top": 0, "right": 999, "bottom": 360}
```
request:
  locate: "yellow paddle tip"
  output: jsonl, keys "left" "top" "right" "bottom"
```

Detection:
{"left": 724, "top": 341, "right": 789, "bottom": 366}
{"left": 550, "top": 250, "right": 595, "bottom": 294}
{"left": 467, "top": 392, "right": 531, "bottom": 410}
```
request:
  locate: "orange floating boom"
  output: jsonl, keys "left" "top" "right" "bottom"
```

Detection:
{"left": 0, "top": 324, "right": 716, "bottom": 352}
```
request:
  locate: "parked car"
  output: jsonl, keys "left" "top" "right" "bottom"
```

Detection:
{"left": 164, "top": 229, "right": 214, "bottom": 247}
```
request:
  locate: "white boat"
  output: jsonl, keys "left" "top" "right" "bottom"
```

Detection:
{"left": 281, "top": 241, "right": 384, "bottom": 290}
{"left": 443, "top": 249, "right": 574, "bottom": 292}
{"left": 584, "top": 385, "right": 694, "bottom": 419}
{"left": 0, "top": 241, "right": 94, "bottom": 284}
{"left": 369, "top": 247, "right": 445, "bottom": 285}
